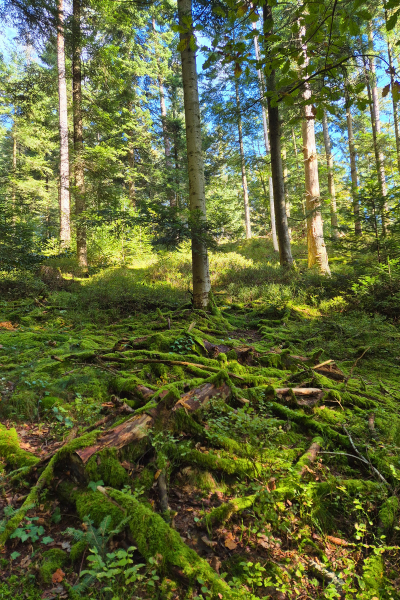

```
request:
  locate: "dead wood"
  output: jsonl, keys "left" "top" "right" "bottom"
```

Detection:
{"left": 299, "top": 441, "right": 321, "bottom": 477}
{"left": 172, "top": 382, "right": 231, "bottom": 414}
{"left": 130, "top": 358, "right": 245, "bottom": 381}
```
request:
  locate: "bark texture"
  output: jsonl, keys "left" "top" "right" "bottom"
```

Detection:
{"left": 322, "top": 110, "right": 338, "bottom": 238}
{"left": 344, "top": 87, "right": 361, "bottom": 235}
{"left": 263, "top": 5, "right": 293, "bottom": 267}
{"left": 178, "top": 0, "right": 211, "bottom": 308}
{"left": 72, "top": 0, "right": 87, "bottom": 269}
{"left": 235, "top": 79, "right": 251, "bottom": 239}
{"left": 300, "top": 21, "right": 330, "bottom": 274}
{"left": 57, "top": 0, "right": 71, "bottom": 248}
{"left": 366, "top": 27, "right": 388, "bottom": 234}
{"left": 387, "top": 38, "right": 400, "bottom": 175}
{"left": 252, "top": 23, "right": 278, "bottom": 250}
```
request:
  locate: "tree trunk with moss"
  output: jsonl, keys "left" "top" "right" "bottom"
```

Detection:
{"left": 263, "top": 4, "right": 293, "bottom": 267}
{"left": 235, "top": 79, "right": 251, "bottom": 239}
{"left": 322, "top": 109, "right": 338, "bottom": 239}
{"left": 344, "top": 87, "right": 361, "bottom": 235}
{"left": 178, "top": 0, "right": 211, "bottom": 309}
{"left": 57, "top": 0, "right": 71, "bottom": 249}
{"left": 252, "top": 22, "right": 278, "bottom": 251}
{"left": 299, "top": 19, "right": 330, "bottom": 274}
{"left": 72, "top": 0, "right": 87, "bottom": 270}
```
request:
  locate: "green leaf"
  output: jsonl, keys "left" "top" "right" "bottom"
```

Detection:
{"left": 88, "top": 480, "right": 104, "bottom": 492}
{"left": 42, "top": 536, "right": 54, "bottom": 544}
{"left": 382, "top": 84, "right": 390, "bottom": 98}
{"left": 10, "top": 552, "right": 20, "bottom": 560}
{"left": 386, "top": 10, "right": 399, "bottom": 30}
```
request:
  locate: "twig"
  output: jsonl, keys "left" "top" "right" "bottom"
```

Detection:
{"left": 344, "top": 347, "right": 370, "bottom": 387}
{"left": 319, "top": 451, "right": 368, "bottom": 463}
{"left": 342, "top": 426, "right": 393, "bottom": 491}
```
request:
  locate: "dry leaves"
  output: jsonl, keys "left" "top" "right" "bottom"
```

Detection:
{"left": 224, "top": 533, "right": 237, "bottom": 550}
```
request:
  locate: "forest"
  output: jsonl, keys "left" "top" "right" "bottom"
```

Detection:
{"left": 1, "top": 0, "right": 400, "bottom": 598}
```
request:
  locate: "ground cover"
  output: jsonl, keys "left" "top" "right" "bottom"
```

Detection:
{"left": 0, "top": 238, "right": 399, "bottom": 600}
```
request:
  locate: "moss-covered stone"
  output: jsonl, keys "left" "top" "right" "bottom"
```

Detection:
{"left": 40, "top": 548, "right": 68, "bottom": 585}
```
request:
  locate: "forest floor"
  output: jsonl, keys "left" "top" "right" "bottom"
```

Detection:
{"left": 0, "top": 237, "right": 400, "bottom": 600}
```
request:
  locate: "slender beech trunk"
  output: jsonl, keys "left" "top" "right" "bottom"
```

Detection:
{"left": 177, "top": 0, "right": 210, "bottom": 308}
{"left": 262, "top": 4, "right": 293, "bottom": 266}
{"left": 292, "top": 127, "right": 305, "bottom": 218}
{"left": 281, "top": 143, "right": 291, "bottom": 239}
{"left": 72, "top": 0, "right": 87, "bottom": 269}
{"left": 344, "top": 87, "right": 361, "bottom": 235}
{"left": 387, "top": 37, "right": 400, "bottom": 174}
{"left": 57, "top": 0, "right": 71, "bottom": 248}
{"left": 322, "top": 109, "right": 338, "bottom": 238}
{"left": 299, "top": 17, "right": 330, "bottom": 274}
{"left": 152, "top": 17, "right": 175, "bottom": 207}
{"left": 252, "top": 22, "right": 278, "bottom": 251}
{"left": 12, "top": 130, "right": 16, "bottom": 211}
{"left": 365, "top": 27, "right": 388, "bottom": 234}
{"left": 235, "top": 79, "right": 251, "bottom": 239}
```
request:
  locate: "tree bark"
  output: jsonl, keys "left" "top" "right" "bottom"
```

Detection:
{"left": 387, "top": 38, "right": 400, "bottom": 175}
{"left": 299, "top": 19, "right": 330, "bottom": 274}
{"left": 72, "top": 0, "right": 87, "bottom": 269}
{"left": 252, "top": 23, "right": 278, "bottom": 251}
{"left": 281, "top": 143, "right": 291, "bottom": 239}
{"left": 322, "top": 109, "right": 338, "bottom": 239}
{"left": 57, "top": 0, "right": 71, "bottom": 248}
{"left": 344, "top": 87, "right": 361, "bottom": 235}
{"left": 152, "top": 17, "right": 175, "bottom": 207}
{"left": 235, "top": 79, "right": 251, "bottom": 239}
{"left": 366, "top": 27, "right": 388, "bottom": 234}
{"left": 12, "top": 129, "right": 16, "bottom": 213}
{"left": 262, "top": 4, "right": 293, "bottom": 267}
{"left": 178, "top": 0, "right": 211, "bottom": 309}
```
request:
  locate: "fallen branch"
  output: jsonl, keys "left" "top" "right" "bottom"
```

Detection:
{"left": 342, "top": 426, "right": 393, "bottom": 491}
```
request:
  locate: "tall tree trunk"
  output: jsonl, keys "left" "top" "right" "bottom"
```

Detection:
{"left": 177, "top": 0, "right": 211, "bottom": 308}
{"left": 252, "top": 23, "right": 278, "bottom": 251}
{"left": 235, "top": 79, "right": 251, "bottom": 239}
{"left": 365, "top": 27, "right": 388, "bottom": 234}
{"left": 12, "top": 130, "right": 16, "bottom": 211}
{"left": 262, "top": 4, "right": 293, "bottom": 267}
{"left": 281, "top": 143, "right": 291, "bottom": 239}
{"left": 72, "top": 0, "right": 87, "bottom": 269}
{"left": 57, "top": 0, "right": 71, "bottom": 248}
{"left": 300, "top": 18, "right": 330, "bottom": 274}
{"left": 152, "top": 17, "right": 175, "bottom": 207}
{"left": 387, "top": 38, "right": 400, "bottom": 174}
{"left": 292, "top": 127, "right": 306, "bottom": 218}
{"left": 344, "top": 87, "right": 361, "bottom": 235}
{"left": 322, "top": 109, "right": 338, "bottom": 239}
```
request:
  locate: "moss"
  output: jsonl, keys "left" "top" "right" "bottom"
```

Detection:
{"left": 205, "top": 494, "right": 256, "bottom": 526}
{"left": 40, "top": 548, "right": 68, "bottom": 585}
{"left": 0, "top": 425, "right": 40, "bottom": 469}
{"left": 378, "top": 496, "right": 399, "bottom": 532}
{"left": 341, "top": 392, "right": 378, "bottom": 410}
{"left": 177, "top": 448, "right": 260, "bottom": 478}
{"left": 108, "top": 489, "right": 242, "bottom": 599}
{"left": 70, "top": 540, "right": 88, "bottom": 562}
{"left": 85, "top": 448, "right": 129, "bottom": 489}
{"left": 294, "top": 436, "right": 324, "bottom": 475}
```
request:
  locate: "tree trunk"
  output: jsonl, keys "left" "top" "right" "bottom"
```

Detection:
{"left": 387, "top": 38, "right": 400, "bottom": 175}
{"left": 292, "top": 127, "right": 306, "bottom": 218}
{"left": 152, "top": 17, "right": 175, "bottom": 207}
{"left": 322, "top": 109, "right": 338, "bottom": 239}
{"left": 299, "top": 19, "right": 330, "bottom": 274}
{"left": 235, "top": 79, "right": 251, "bottom": 239}
{"left": 12, "top": 130, "right": 16, "bottom": 212}
{"left": 366, "top": 27, "right": 388, "bottom": 234}
{"left": 344, "top": 87, "right": 361, "bottom": 235}
{"left": 281, "top": 143, "right": 291, "bottom": 239}
{"left": 177, "top": 0, "right": 211, "bottom": 309}
{"left": 262, "top": 4, "right": 293, "bottom": 267}
{"left": 57, "top": 0, "right": 71, "bottom": 248}
{"left": 252, "top": 23, "right": 278, "bottom": 251}
{"left": 72, "top": 0, "right": 87, "bottom": 269}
